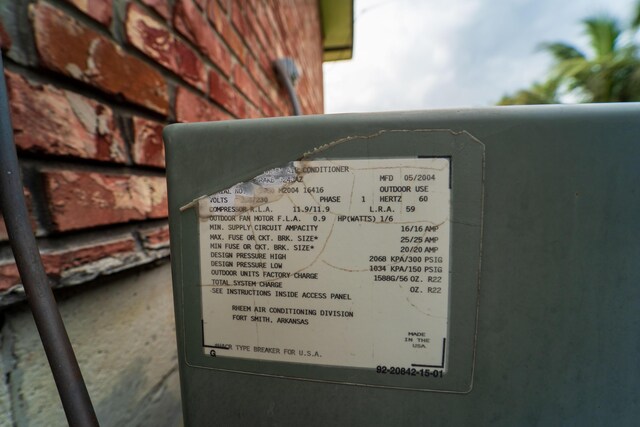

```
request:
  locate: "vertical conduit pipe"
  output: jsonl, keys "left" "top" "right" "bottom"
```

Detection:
{"left": 274, "top": 58, "right": 302, "bottom": 116}
{"left": 0, "top": 56, "right": 99, "bottom": 426}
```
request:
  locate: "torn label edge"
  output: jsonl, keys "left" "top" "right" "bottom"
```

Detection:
{"left": 180, "top": 162, "right": 298, "bottom": 213}
{"left": 179, "top": 128, "right": 483, "bottom": 212}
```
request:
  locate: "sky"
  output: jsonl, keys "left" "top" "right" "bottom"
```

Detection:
{"left": 323, "top": 0, "right": 638, "bottom": 113}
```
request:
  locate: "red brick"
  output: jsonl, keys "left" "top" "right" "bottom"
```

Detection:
{"left": 0, "top": 189, "right": 37, "bottom": 242}
{"left": 175, "top": 41, "right": 208, "bottom": 90}
{"left": 255, "top": 43, "right": 274, "bottom": 80}
{"left": 174, "top": 0, "right": 231, "bottom": 76}
{"left": 44, "top": 170, "right": 168, "bottom": 232}
{"left": 245, "top": 5, "right": 268, "bottom": 50}
{"left": 208, "top": 69, "right": 244, "bottom": 117}
{"left": 275, "top": 92, "right": 292, "bottom": 116}
{"left": 132, "top": 117, "right": 165, "bottom": 168}
{"left": 174, "top": 0, "right": 203, "bottom": 45}
{"left": 141, "top": 0, "right": 171, "bottom": 20}
{"left": 0, "top": 236, "right": 137, "bottom": 291}
{"left": 258, "top": 93, "right": 276, "bottom": 117}
{"left": 206, "top": 0, "right": 223, "bottom": 30}
{"left": 246, "top": 55, "right": 278, "bottom": 100}
{"left": 232, "top": 63, "right": 260, "bottom": 106}
{"left": 206, "top": 1, "right": 246, "bottom": 63}
{"left": 0, "top": 19, "right": 11, "bottom": 51}
{"left": 221, "top": 21, "right": 246, "bottom": 62}
{"left": 0, "top": 261, "right": 20, "bottom": 291}
{"left": 258, "top": 4, "right": 283, "bottom": 57}
{"left": 63, "top": 0, "right": 112, "bottom": 26}
{"left": 32, "top": 2, "right": 169, "bottom": 115}
{"left": 217, "top": 0, "right": 230, "bottom": 14}
{"left": 50, "top": 237, "right": 137, "bottom": 276}
{"left": 175, "top": 86, "right": 231, "bottom": 122}
{"left": 271, "top": 1, "right": 292, "bottom": 47}
{"left": 242, "top": 32, "right": 259, "bottom": 65}
{"left": 241, "top": 13, "right": 275, "bottom": 80}
{"left": 262, "top": 2, "right": 285, "bottom": 53}
{"left": 6, "top": 71, "right": 127, "bottom": 163}
{"left": 230, "top": 1, "right": 248, "bottom": 36}
{"left": 126, "top": 3, "right": 206, "bottom": 92}
{"left": 139, "top": 225, "right": 170, "bottom": 250}
{"left": 1, "top": 221, "right": 9, "bottom": 242}
{"left": 246, "top": 101, "right": 261, "bottom": 119}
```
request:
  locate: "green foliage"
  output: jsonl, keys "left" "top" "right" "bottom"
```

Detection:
{"left": 499, "top": 2, "right": 640, "bottom": 105}
{"left": 497, "top": 79, "right": 560, "bottom": 105}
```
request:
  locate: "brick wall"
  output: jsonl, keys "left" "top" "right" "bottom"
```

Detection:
{"left": 0, "top": 0, "right": 324, "bottom": 302}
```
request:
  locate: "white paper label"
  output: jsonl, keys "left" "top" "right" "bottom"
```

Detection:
{"left": 198, "top": 158, "right": 451, "bottom": 371}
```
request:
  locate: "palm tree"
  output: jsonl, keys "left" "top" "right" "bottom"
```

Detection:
{"left": 499, "top": 3, "right": 640, "bottom": 104}
{"left": 498, "top": 79, "right": 560, "bottom": 105}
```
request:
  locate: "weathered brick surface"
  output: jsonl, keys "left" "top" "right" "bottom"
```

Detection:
{"left": 0, "top": 19, "right": 11, "bottom": 51}
{"left": 0, "top": 5, "right": 329, "bottom": 423}
{"left": 0, "top": 261, "right": 27, "bottom": 292}
{"left": 126, "top": 3, "right": 206, "bottom": 91}
{"left": 132, "top": 117, "right": 165, "bottom": 168}
{"left": 0, "top": 24, "right": 328, "bottom": 427}
{"left": 258, "top": 93, "right": 277, "bottom": 117}
{"left": 232, "top": 62, "right": 260, "bottom": 107}
{"left": 0, "top": 235, "right": 137, "bottom": 291}
{"left": 0, "top": 189, "right": 36, "bottom": 242}
{"left": 139, "top": 225, "right": 170, "bottom": 250}
{"left": 245, "top": 98, "right": 261, "bottom": 118}
{"left": 244, "top": 5, "right": 269, "bottom": 53}
{"left": 63, "top": 0, "right": 113, "bottom": 26}
{"left": 206, "top": 0, "right": 246, "bottom": 63}
{"left": 174, "top": 0, "right": 231, "bottom": 76}
{"left": 248, "top": 0, "right": 324, "bottom": 114}
{"left": 246, "top": 55, "right": 278, "bottom": 102}
{"left": 44, "top": 170, "right": 167, "bottom": 232}
{"left": 6, "top": 71, "right": 127, "bottom": 163}
{"left": 141, "top": 0, "right": 171, "bottom": 20}
{"left": 230, "top": 2, "right": 246, "bottom": 35}
{"left": 1, "top": 220, "right": 10, "bottom": 243}
{"left": 209, "top": 69, "right": 244, "bottom": 116}
{"left": 53, "top": 237, "right": 137, "bottom": 274}
{"left": 0, "top": 0, "right": 325, "bottom": 305}
{"left": 32, "top": 1, "right": 169, "bottom": 115}
{"left": 175, "top": 86, "right": 231, "bottom": 122}
{"left": 239, "top": 13, "right": 270, "bottom": 68}
{"left": 256, "top": 3, "right": 279, "bottom": 52}
{"left": 174, "top": 0, "right": 203, "bottom": 44}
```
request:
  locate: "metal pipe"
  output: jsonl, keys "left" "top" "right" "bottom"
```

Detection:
{"left": 0, "top": 56, "right": 99, "bottom": 426}
{"left": 274, "top": 58, "right": 302, "bottom": 116}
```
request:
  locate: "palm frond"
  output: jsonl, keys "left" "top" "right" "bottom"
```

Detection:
{"left": 502, "top": 2, "right": 640, "bottom": 105}
{"left": 549, "top": 57, "right": 591, "bottom": 81}
{"left": 538, "top": 42, "right": 585, "bottom": 61}
{"left": 497, "top": 79, "right": 560, "bottom": 105}
{"left": 583, "top": 16, "right": 621, "bottom": 58}
{"left": 632, "top": 0, "right": 640, "bottom": 30}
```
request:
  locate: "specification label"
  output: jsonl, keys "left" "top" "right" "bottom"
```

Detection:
{"left": 198, "top": 158, "right": 451, "bottom": 372}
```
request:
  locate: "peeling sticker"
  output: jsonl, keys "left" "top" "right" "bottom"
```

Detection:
{"left": 197, "top": 158, "right": 452, "bottom": 371}
{"left": 194, "top": 163, "right": 298, "bottom": 219}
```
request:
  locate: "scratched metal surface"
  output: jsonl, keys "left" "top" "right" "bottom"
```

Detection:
{"left": 164, "top": 103, "right": 640, "bottom": 426}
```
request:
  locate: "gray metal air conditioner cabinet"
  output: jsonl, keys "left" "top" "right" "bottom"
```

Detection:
{"left": 163, "top": 104, "right": 640, "bottom": 426}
